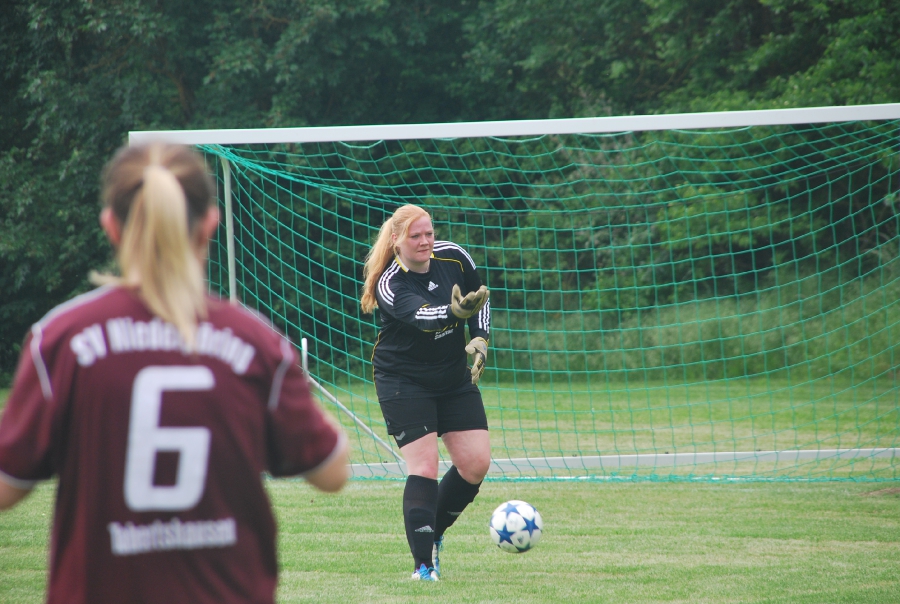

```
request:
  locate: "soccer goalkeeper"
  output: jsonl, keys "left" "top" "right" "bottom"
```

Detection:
{"left": 360, "top": 204, "right": 492, "bottom": 582}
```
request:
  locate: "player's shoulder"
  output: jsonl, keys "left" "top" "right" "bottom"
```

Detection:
{"left": 32, "top": 285, "right": 128, "bottom": 339}
{"left": 375, "top": 258, "right": 404, "bottom": 301}
{"left": 432, "top": 240, "right": 476, "bottom": 269}
{"left": 189, "top": 298, "right": 299, "bottom": 373}
{"left": 207, "top": 298, "right": 282, "bottom": 341}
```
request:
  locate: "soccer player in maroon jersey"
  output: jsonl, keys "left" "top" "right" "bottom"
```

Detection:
{"left": 0, "top": 143, "right": 349, "bottom": 604}
{"left": 360, "top": 204, "right": 491, "bottom": 581}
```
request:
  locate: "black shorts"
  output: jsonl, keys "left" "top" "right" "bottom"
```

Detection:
{"left": 374, "top": 372, "right": 488, "bottom": 447}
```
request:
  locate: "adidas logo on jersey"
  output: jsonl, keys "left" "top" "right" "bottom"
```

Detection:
{"left": 428, "top": 281, "right": 438, "bottom": 291}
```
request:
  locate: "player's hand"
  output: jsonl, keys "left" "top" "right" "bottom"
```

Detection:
{"left": 465, "top": 337, "right": 488, "bottom": 384}
{"left": 450, "top": 284, "right": 489, "bottom": 319}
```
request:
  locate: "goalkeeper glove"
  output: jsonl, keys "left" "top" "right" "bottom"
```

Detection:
{"left": 450, "top": 284, "right": 489, "bottom": 319}
{"left": 465, "top": 337, "right": 488, "bottom": 384}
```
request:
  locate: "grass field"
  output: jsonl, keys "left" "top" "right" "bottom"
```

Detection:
{"left": 2, "top": 479, "right": 899, "bottom": 603}
{"left": 1, "top": 379, "right": 899, "bottom": 603}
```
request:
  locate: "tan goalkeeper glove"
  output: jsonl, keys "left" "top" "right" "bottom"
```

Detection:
{"left": 450, "top": 284, "right": 489, "bottom": 319}
{"left": 465, "top": 337, "right": 488, "bottom": 384}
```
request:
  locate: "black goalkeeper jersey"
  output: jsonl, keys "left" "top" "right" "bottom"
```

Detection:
{"left": 373, "top": 241, "right": 491, "bottom": 391}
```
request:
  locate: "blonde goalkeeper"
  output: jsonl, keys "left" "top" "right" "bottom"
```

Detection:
{"left": 360, "top": 204, "right": 491, "bottom": 581}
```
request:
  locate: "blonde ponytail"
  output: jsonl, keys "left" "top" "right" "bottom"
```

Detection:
{"left": 360, "top": 204, "right": 430, "bottom": 314}
{"left": 360, "top": 217, "right": 398, "bottom": 314}
{"left": 94, "top": 143, "right": 214, "bottom": 349}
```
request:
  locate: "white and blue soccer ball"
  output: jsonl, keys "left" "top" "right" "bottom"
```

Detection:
{"left": 489, "top": 500, "right": 543, "bottom": 553}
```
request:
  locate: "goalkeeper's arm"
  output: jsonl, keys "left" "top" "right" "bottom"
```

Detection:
{"left": 450, "top": 281, "right": 490, "bottom": 384}
{"left": 465, "top": 336, "right": 488, "bottom": 384}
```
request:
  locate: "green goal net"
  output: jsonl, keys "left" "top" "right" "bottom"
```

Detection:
{"left": 133, "top": 105, "right": 900, "bottom": 482}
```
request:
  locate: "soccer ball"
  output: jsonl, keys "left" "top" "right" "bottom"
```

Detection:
{"left": 489, "top": 500, "right": 543, "bottom": 553}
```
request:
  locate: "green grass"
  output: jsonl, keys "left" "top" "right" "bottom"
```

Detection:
{"left": 2, "top": 479, "right": 900, "bottom": 603}
{"left": 2, "top": 384, "right": 900, "bottom": 602}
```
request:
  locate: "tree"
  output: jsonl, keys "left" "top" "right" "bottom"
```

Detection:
{"left": 2, "top": 0, "right": 898, "bottom": 381}
{"left": 0, "top": 0, "right": 472, "bottom": 380}
{"left": 456, "top": 0, "right": 900, "bottom": 117}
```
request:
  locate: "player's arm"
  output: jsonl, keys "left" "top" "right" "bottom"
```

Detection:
{"left": 264, "top": 338, "right": 349, "bottom": 491}
{"left": 0, "top": 479, "right": 31, "bottom": 511}
{"left": 464, "top": 282, "right": 490, "bottom": 339}
{"left": 303, "top": 418, "right": 349, "bottom": 492}
{"left": 450, "top": 243, "right": 490, "bottom": 333}
{"left": 377, "top": 276, "right": 459, "bottom": 332}
{"left": 0, "top": 330, "right": 56, "bottom": 511}
{"left": 461, "top": 259, "right": 491, "bottom": 383}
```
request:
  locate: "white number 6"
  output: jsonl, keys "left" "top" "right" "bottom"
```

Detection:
{"left": 124, "top": 366, "right": 214, "bottom": 511}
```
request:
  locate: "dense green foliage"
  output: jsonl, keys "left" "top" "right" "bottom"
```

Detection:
{"left": 2, "top": 0, "right": 899, "bottom": 380}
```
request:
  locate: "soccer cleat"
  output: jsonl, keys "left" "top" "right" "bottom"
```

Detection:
{"left": 411, "top": 563, "right": 439, "bottom": 582}
{"left": 432, "top": 536, "right": 444, "bottom": 577}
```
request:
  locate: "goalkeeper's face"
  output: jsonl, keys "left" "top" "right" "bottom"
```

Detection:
{"left": 395, "top": 215, "right": 435, "bottom": 272}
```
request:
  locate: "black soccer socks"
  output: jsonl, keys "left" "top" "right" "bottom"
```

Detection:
{"left": 403, "top": 474, "right": 439, "bottom": 569}
{"left": 435, "top": 465, "right": 482, "bottom": 538}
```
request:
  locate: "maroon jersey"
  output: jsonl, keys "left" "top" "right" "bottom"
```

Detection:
{"left": 0, "top": 286, "right": 343, "bottom": 604}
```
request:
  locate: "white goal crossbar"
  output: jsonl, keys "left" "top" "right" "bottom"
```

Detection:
{"left": 129, "top": 103, "right": 900, "bottom": 147}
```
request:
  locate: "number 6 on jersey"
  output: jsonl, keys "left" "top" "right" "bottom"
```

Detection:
{"left": 124, "top": 366, "right": 214, "bottom": 511}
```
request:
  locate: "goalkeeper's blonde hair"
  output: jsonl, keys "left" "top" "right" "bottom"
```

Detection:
{"left": 360, "top": 204, "right": 431, "bottom": 314}
{"left": 93, "top": 143, "right": 215, "bottom": 349}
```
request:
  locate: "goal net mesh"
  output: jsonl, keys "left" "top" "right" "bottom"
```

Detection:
{"left": 199, "top": 117, "right": 900, "bottom": 481}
